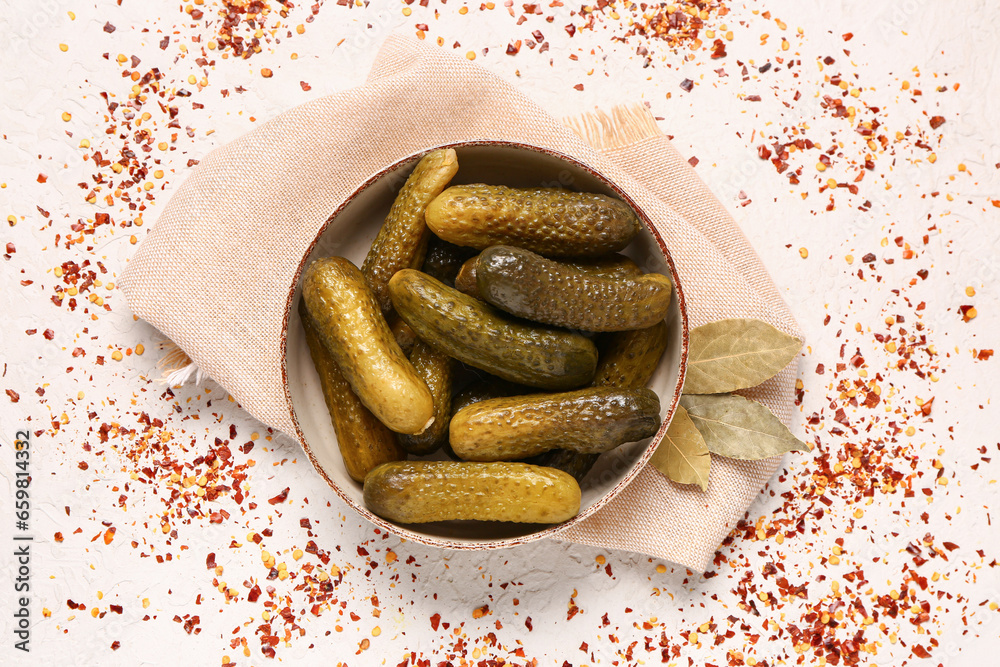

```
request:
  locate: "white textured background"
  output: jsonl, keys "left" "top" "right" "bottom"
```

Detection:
{"left": 1, "top": 0, "right": 999, "bottom": 665}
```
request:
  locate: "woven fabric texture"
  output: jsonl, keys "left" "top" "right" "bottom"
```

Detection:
{"left": 120, "top": 35, "right": 801, "bottom": 572}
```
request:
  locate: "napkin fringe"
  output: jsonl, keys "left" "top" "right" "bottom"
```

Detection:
{"left": 157, "top": 339, "right": 205, "bottom": 386}
{"left": 563, "top": 103, "right": 662, "bottom": 152}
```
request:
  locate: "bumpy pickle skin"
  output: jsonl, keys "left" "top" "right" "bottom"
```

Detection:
{"left": 547, "top": 319, "right": 669, "bottom": 482}
{"left": 593, "top": 320, "right": 670, "bottom": 389}
{"left": 362, "top": 149, "right": 459, "bottom": 316}
{"left": 299, "top": 302, "right": 406, "bottom": 482}
{"left": 450, "top": 387, "right": 661, "bottom": 461}
{"left": 421, "top": 235, "right": 477, "bottom": 287}
{"left": 476, "top": 246, "right": 672, "bottom": 332}
{"left": 425, "top": 185, "right": 640, "bottom": 258}
{"left": 363, "top": 461, "right": 581, "bottom": 524}
{"left": 455, "top": 252, "right": 642, "bottom": 300}
{"left": 302, "top": 257, "right": 434, "bottom": 435}
{"left": 388, "top": 269, "right": 597, "bottom": 390}
{"left": 399, "top": 339, "right": 454, "bottom": 455}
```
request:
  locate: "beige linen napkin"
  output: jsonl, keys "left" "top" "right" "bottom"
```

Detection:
{"left": 120, "top": 35, "right": 801, "bottom": 572}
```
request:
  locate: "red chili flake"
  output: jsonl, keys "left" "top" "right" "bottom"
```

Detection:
{"left": 758, "top": 145, "right": 772, "bottom": 159}
{"left": 430, "top": 613, "right": 441, "bottom": 630}
{"left": 679, "top": 78, "right": 694, "bottom": 92}
{"left": 688, "top": 156, "right": 699, "bottom": 167}
{"left": 54, "top": 532, "right": 64, "bottom": 542}
{"left": 565, "top": 24, "right": 576, "bottom": 36}
{"left": 248, "top": 585, "right": 261, "bottom": 602}
{"left": 573, "top": 83, "right": 584, "bottom": 91}
{"left": 103, "top": 22, "right": 116, "bottom": 33}
{"left": 78, "top": 461, "right": 89, "bottom": 470}
{"left": 37, "top": 174, "right": 47, "bottom": 183}
{"left": 920, "top": 397, "right": 934, "bottom": 416}
{"left": 525, "top": 616, "right": 533, "bottom": 630}
{"left": 506, "top": 40, "right": 521, "bottom": 55}
{"left": 5, "top": 389, "right": 19, "bottom": 403}
{"left": 268, "top": 487, "right": 289, "bottom": 505}
{"left": 206, "top": 553, "right": 217, "bottom": 569}
{"left": 43, "top": 329, "right": 55, "bottom": 340}
{"left": 110, "top": 641, "right": 120, "bottom": 651}
{"left": 300, "top": 81, "right": 312, "bottom": 91}
{"left": 977, "top": 349, "right": 994, "bottom": 360}
{"left": 862, "top": 252, "right": 877, "bottom": 263}
{"left": 929, "top": 116, "right": 945, "bottom": 129}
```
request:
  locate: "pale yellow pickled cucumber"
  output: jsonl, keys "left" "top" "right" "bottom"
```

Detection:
{"left": 302, "top": 257, "right": 434, "bottom": 435}
{"left": 299, "top": 301, "right": 405, "bottom": 482}
{"left": 363, "top": 461, "right": 581, "bottom": 523}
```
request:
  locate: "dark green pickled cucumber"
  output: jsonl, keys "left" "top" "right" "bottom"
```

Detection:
{"left": 362, "top": 149, "right": 459, "bottom": 316}
{"left": 593, "top": 320, "right": 670, "bottom": 389}
{"left": 476, "top": 246, "right": 672, "bottom": 332}
{"left": 388, "top": 269, "right": 597, "bottom": 390}
{"left": 525, "top": 449, "right": 600, "bottom": 485}
{"left": 302, "top": 257, "right": 434, "bottom": 435}
{"left": 425, "top": 184, "right": 640, "bottom": 258}
{"left": 363, "top": 461, "right": 581, "bottom": 524}
{"left": 399, "top": 340, "right": 454, "bottom": 455}
{"left": 455, "top": 252, "right": 642, "bottom": 300}
{"left": 545, "top": 320, "right": 669, "bottom": 481}
{"left": 299, "top": 301, "right": 406, "bottom": 482}
{"left": 421, "top": 235, "right": 478, "bottom": 287}
{"left": 450, "top": 387, "right": 661, "bottom": 461}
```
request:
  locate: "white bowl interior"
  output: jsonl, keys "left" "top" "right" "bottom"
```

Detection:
{"left": 286, "top": 143, "right": 685, "bottom": 546}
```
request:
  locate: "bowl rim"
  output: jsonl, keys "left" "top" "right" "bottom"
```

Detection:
{"left": 280, "top": 139, "right": 689, "bottom": 549}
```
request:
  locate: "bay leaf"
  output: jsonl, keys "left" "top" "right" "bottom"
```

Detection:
{"left": 680, "top": 393, "right": 809, "bottom": 460}
{"left": 649, "top": 406, "right": 711, "bottom": 491}
{"left": 683, "top": 318, "right": 801, "bottom": 394}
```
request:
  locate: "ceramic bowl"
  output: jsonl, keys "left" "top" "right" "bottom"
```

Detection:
{"left": 284, "top": 141, "right": 688, "bottom": 549}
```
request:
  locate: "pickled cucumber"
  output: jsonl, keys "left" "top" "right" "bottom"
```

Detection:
{"left": 421, "top": 235, "right": 477, "bottom": 287}
{"left": 425, "top": 185, "right": 640, "bottom": 258}
{"left": 388, "top": 269, "right": 597, "bottom": 390}
{"left": 593, "top": 320, "right": 670, "bottom": 389}
{"left": 455, "top": 252, "right": 642, "bottom": 300}
{"left": 302, "top": 257, "right": 434, "bottom": 435}
{"left": 362, "top": 149, "right": 459, "bottom": 316}
{"left": 450, "top": 387, "right": 661, "bottom": 461}
{"left": 476, "top": 246, "right": 672, "bottom": 332}
{"left": 299, "top": 301, "right": 405, "bottom": 482}
{"left": 363, "top": 461, "right": 581, "bottom": 523}
{"left": 399, "top": 340, "right": 454, "bottom": 455}
{"left": 453, "top": 255, "right": 480, "bottom": 298}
